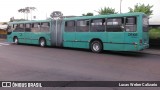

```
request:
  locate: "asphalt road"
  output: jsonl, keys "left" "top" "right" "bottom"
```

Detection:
{"left": 0, "top": 42, "right": 160, "bottom": 90}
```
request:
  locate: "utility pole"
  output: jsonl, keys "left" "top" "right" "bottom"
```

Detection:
{"left": 120, "top": 0, "right": 122, "bottom": 13}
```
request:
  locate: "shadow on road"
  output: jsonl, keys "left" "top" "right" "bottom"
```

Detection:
{"left": 102, "top": 50, "right": 145, "bottom": 57}
{"left": 149, "top": 45, "right": 160, "bottom": 50}
{"left": 11, "top": 43, "right": 146, "bottom": 57}
{"left": 58, "top": 47, "right": 145, "bottom": 57}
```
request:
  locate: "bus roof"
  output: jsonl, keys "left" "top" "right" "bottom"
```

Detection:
{"left": 9, "top": 19, "right": 52, "bottom": 24}
{"left": 9, "top": 12, "right": 146, "bottom": 24}
{"left": 64, "top": 12, "right": 146, "bottom": 21}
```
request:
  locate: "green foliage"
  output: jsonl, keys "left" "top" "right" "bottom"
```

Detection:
{"left": 149, "top": 28, "right": 160, "bottom": 39}
{"left": 18, "top": 7, "right": 36, "bottom": 20}
{"left": 97, "top": 7, "right": 117, "bottom": 15}
{"left": 128, "top": 3, "right": 153, "bottom": 17}
{"left": 82, "top": 13, "right": 94, "bottom": 16}
{"left": 18, "top": 7, "right": 36, "bottom": 14}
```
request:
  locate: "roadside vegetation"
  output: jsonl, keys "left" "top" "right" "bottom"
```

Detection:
{"left": 149, "top": 28, "right": 160, "bottom": 39}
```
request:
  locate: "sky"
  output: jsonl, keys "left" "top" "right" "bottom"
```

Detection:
{"left": 0, "top": 0, "right": 159, "bottom": 22}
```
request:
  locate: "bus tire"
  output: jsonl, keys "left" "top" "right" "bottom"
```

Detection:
{"left": 13, "top": 37, "right": 19, "bottom": 45}
{"left": 90, "top": 40, "right": 103, "bottom": 53}
{"left": 39, "top": 38, "right": 46, "bottom": 47}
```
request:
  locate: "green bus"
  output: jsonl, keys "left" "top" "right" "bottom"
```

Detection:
{"left": 7, "top": 12, "right": 149, "bottom": 53}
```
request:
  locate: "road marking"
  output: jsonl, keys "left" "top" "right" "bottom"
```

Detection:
{"left": 0, "top": 42, "right": 10, "bottom": 46}
{"left": 0, "top": 43, "right": 10, "bottom": 45}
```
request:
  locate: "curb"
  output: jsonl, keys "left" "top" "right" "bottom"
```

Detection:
{"left": 140, "top": 49, "right": 160, "bottom": 56}
{"left": 0, "top": 39, "right": 6, "bottom": 42}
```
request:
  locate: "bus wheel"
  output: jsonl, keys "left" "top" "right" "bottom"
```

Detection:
{"left": 90, "top": 40, "right": 102, "bottom": 53}
{"left": 39, "top": 38, "right": 46, "bottom": 47}
{"left": 14, "top": 37, "right": 18, "bottom": 45}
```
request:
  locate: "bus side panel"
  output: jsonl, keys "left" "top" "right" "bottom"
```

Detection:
{"left": 25, "top": 32, "right": 32, "bottom": 44}
{"left": 29, "top": 32, "right": 39, "bottom": 45}
{"left": 104, "top": 32, "right": 124, "bottom": 51}
{"left": 12, "top": 32, "right": 25, "bottom": 43}
{"left": 63, "top": 32, "right": 75, "bottom": 48}
{"left": 7, "top": 34, "right": 13, "bottom": 42}
{"left": 63, "top": 32, "right": 107, "bottom": 49}
{"left": 124, "top": 32, "right": 139, "bottom": 51}
{"left": 74, "top": 32, "right": 107, "bottom": 49}
{"left": 73, "top": 32, "right": 90, "bottom": 49}
{"left": 45, "top": 32, "right": 52, "bottom": 46}
{"left": 31, "top": 32, "right": 51, "bottom": 46}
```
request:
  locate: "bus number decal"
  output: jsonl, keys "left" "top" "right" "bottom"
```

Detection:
{"left": 128, "top": 33, "right": 138, "bottom": 36}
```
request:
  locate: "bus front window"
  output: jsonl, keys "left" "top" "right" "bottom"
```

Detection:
{"left": 7, "top": 25, "right": 12, "bottom": 35}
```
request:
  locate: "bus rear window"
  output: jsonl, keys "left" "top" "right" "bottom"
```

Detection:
{"left": 143, "top": 17, "right": 149, "bottom": 32}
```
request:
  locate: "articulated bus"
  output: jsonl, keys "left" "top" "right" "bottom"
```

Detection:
{"left": 7, "top": 12, "right": 149, "bottom": 53}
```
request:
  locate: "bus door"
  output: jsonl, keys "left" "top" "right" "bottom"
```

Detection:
{"left": 30, "top": 23, "right": 41, "bottom": 44}
{"left": 16, "top": 24, "right": 25, "bottom": 43}
{"left": 61, "top": 20, "right": 75, "bottom": 47}
{"left": 74, "top": 20, "right": 90, "bottom": 48}
{"left": 142, "top": 16, "right": 149, "bottom": 49}
{"left": 51, "top": 19, "right": 63, "bottom": 47}
{"left": 106, "top": 18, "right": 125, "bottom": 51}
{"left": 124, "top": 17, "right": 138, "bottom": 51}
{"left": 24, "top": 23, "right": 32, "bottom": 44}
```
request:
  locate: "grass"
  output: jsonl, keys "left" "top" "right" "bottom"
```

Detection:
{"left": 149, "top": 28, "right": 160, "bottom": 39}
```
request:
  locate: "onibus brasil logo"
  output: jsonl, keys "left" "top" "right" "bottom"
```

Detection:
{"left": 2, "top": 82, "right": 42, "bottom": 87}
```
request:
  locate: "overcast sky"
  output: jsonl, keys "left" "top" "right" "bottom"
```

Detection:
{"left": 0, "top": 0, "right": 159, "bottom": 22}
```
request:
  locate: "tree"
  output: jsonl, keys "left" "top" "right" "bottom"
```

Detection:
{"left": 18, "top": 8, "right": 26, "bottom": 19}
{"left": 82, "top": 13, "right": 94, "bottom": 16}
{"left": 29, "top": 7, "right": 36, "bottom": 20}
{"left": 18, "top": 7, "right": 36, "bottom": 20}
{"left": 25, "top": 7, "right": 30, "bottom": 20}
{"left": 97, "top": 7, "right": 117, "bottom": 15}
{"left": 128, "top": 3, "right": 153, "bottom": 17}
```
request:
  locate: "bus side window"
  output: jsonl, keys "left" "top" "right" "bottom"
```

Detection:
{"left": 76, "top": 20, "right": 89, "bottom": 32}
{"left": 41, "top": 22, "right": 50, "bottom": 32}
{"left": 32, "top": 23, "right": 34, "bottom": 28}
{"left": 19, "top": 24, "right": 24, "bottom": 32}
{"left": 20, "top": 24, "right": 24, "bottom": 28}
{"left": 25, "top": 24, "right": 31, "bottom": 32}
{"left": 91, "top": 19, "right": 105, "bottom": 32}
{"left": 106, "top": 18, "right": 124, "bottom": 32}
{"left": 31, "top": 23, "right": 41, "bottom": 32}
{"left": 65, "top": 21, "right": 75, "bottom": 32}
{"left": 125, "top": 17, "right": 137, "bottom": 32}
{"left": 14, "top": 24, "right": 24, "bottom": 32}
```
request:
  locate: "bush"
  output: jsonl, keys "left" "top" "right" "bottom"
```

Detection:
{"left": 149, "top": 28, "right": 160, "bottom": 39}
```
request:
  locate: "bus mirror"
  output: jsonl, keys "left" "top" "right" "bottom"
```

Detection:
{"left": 6, "top": 26, "right": 11, "bottom": 31}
